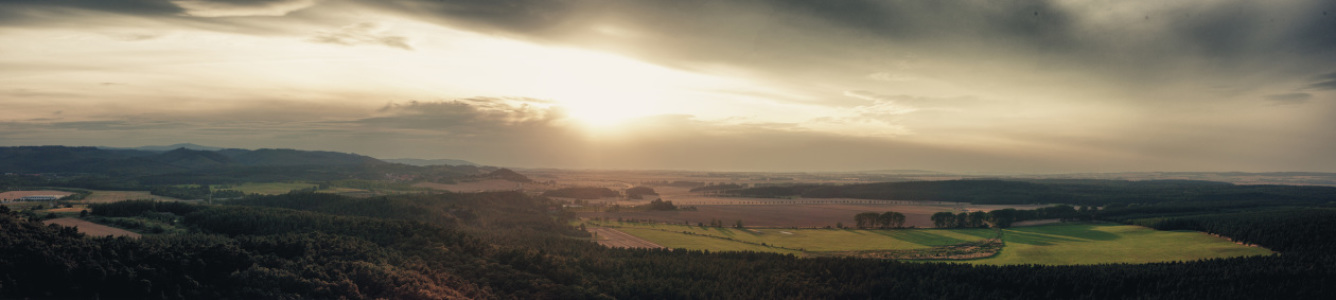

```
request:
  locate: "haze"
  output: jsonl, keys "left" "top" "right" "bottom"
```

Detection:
{"left": 2, "top": 0, "right": 1334, "bottom": 173}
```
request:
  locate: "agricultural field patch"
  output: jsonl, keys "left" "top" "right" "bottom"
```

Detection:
{"left": 595, "top": 221, "right": 1273, "bottom": 265}
{"left": 215, "top": 182, "right": 317, "bottom": 195}
{"left": 966, "top": 223, "right": 1274, "bottom": 265}
{"left": 615, "top": 228, "right": 801, "bottom": 254}
{"left": 587, "top": 220, "right": 994, "bottom": 252}
{"left": 0, "top": 190, "right": 76, "bottom": 202}
{"left": 43, "top": 217, "right": 141, "bottom": 238}
{"left": 80, "top": 191, "right": 182, "bottom": 203}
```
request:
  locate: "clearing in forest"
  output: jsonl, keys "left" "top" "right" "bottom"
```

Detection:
{"left": 43, "top": 218, "right": 141, "bottom": 238}
{"left": 80, "top": 191, "right": 181, "bottom": 203}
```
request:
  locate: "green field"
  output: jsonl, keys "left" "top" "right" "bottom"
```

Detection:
{"left": 967, "top": 223, "right": 1273, "bottom": 265}
{"left": 216, "top": 182, "right": 317, "bottom": 195}
{"left": 594, "top": 221, "right": 1273, "bottom": 265}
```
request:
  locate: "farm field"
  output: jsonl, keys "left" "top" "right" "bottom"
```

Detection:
{"left": 589, "top": 221, "right": 995, "bottom": 252}
{"left": 81, "top": 191, "right": 181, "bottom": 203}
{"left": 42, "top": 218, "right": 141, "bottom": 238}
{"left": 0, "top": 190, "right": 76, "bottom": 202}
{"left": 589, "top": 227, "right": 665, "bottom": 249}
{"left": 616, "top": 228, "right": 801, "bottom": 254}
{"left": 967, "top": 223, "right": 1275, "bottom": 265}
{"left": 594, "top": 221, "right": 1272, "bottom": 265}
{"left": 217, "top": 182, "right": 317, "bottom": 195}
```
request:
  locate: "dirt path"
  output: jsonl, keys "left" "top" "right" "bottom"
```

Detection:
{"left": 43, "top": 218, "right": 141, "bottom": 238}
{"left": 589, "top": 227, "right": 664, "bottom": 249}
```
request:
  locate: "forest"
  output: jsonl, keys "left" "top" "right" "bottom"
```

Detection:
{"left": 2, "top": 186, "right": 1335, "bottom": 299}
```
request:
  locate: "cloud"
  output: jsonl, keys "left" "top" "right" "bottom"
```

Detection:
{"left": 1308, "top": 72, "right": 1336, "bottom": 90}
{"left": 1264, "top": 93, "right": 1312, "bottom": 105}
{"left": 309, "top": 22, "right": 413, "bottom": 50}
{"left": 842, "top": 90, "right": 974, "bottom": 108}
{"left": 356, "top": 98, "right": 567, "bottom": 136}
{"left": 171, "top": 0, "right": 317, "bottom": 17}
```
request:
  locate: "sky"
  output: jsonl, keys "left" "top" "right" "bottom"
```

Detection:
{"left": 1, "top": 0, "right": 1334, "bottom": 173}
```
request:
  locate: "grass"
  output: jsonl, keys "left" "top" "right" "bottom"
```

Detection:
{"left": 964, "top": 223, "right": 1274, "bottom": 265}
{"left": 592, "top": 220, "right": 1273, "bottom": 265}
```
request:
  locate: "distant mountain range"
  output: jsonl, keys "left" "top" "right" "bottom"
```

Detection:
{"left": 99, "top": 144, "right": 480, "bottom": 167}
{"left": 382, "top": 158, "right": 478, "bottom": 167}
{"left": 0, "top": 145, "right": 524, "bottom": 186}
{"left": 0, "top": 146, "right": 386, "bottom": 175}
{"left": 100, "top": 143, "right": 226, "bottom": 152}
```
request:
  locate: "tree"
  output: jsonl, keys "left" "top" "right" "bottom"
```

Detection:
{"left": 855, "top": 212, "right": 880, "bottom": 228}
{"left": 988, "top": 208, "right": 1018, "bottom": 228}
{"left": 931, "top": 212, "right": 957, "bottom": 228}
{"left": 625, "top": 186, "right": 658, "bottom": 200}
{"left": 968, "top": 211, "right": 987, "bottom": 228}
{"left": 734, "top": 220, "right": 744, "bottom": 229}
{"left": 878, "top": 211, "right": 905, "bottom": 228}
{"left": 643, "top": 198, "right": 676, "bottom": 211}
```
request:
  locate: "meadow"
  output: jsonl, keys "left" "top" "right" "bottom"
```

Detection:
{"left": 590, "top": 220, "right": 1273, "bottom": 265}
{"left": 968, "top": 223, "right": 1274, "bottom": 265}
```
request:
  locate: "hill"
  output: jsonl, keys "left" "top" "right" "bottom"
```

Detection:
{"left": 383, "top": 158, "right": 477, "bottom": 166}
{"left": 0, "top": 146, "right": 497, "bottom": 188}
{"left": 478, "top": 168, "right": 532, "bottom": 182}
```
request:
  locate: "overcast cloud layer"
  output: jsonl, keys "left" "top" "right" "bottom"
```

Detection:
{"left": 0, "top": 0, "right": 1333, "bottom": 172}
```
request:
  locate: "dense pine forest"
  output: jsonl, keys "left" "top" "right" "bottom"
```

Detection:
{"left": 3, "top": 184, "right": 1336, "bottom": 299}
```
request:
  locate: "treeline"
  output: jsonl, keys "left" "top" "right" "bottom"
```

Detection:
{"left": 642, "top": 180, "right": 706, "bottom": 188}
{"left": 734, "top": 179, "right": 1336, "bottom": 209}
{"left": 689, "top": 183, "right": 746, "bottom": 193}
{"left": 89, "top": 200, "right": 200, "bottom": 217}
{"left": 854, "top": 211, "right": 906, "bottom": 228}
{"left": 625, "top": 186, "right": 658, "bottom": 199}
{"left": 640, "top": 198, "right": 677, "bottom": 211}
{"left": 148, "top": 184, "right": 244, "bottom": 200}
{"left": 930, "top": 211, "right": 990, "bottom": 228}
